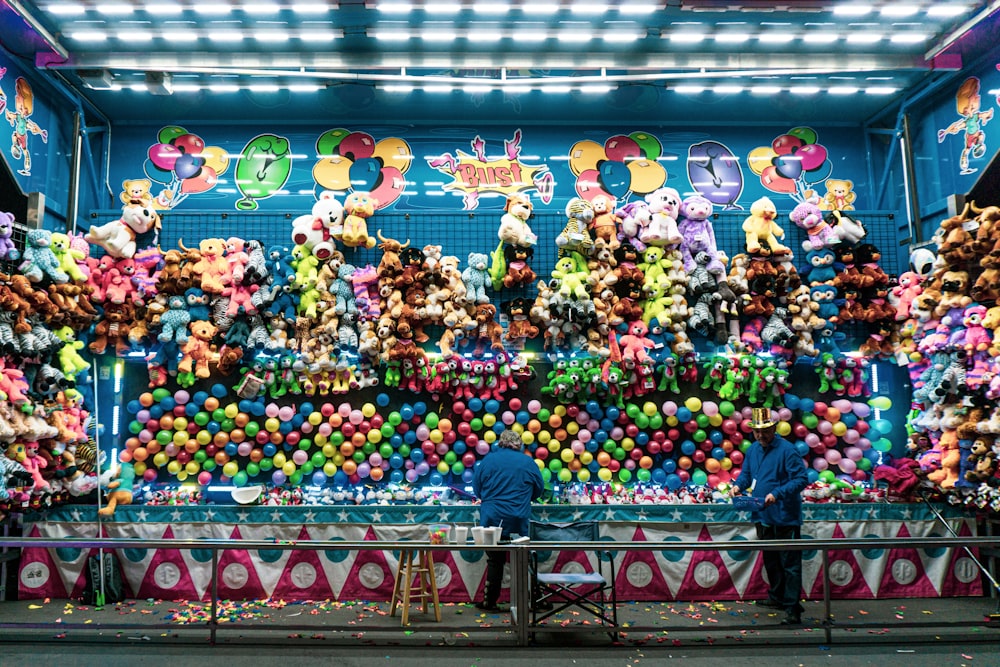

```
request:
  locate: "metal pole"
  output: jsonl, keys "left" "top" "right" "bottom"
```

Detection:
{"left": 92, "top": 359, "right": 105, "bottom": 606}
{"left": 822, "top": 549, "right": 832, "bottom": 644}
{"left": 210, "top": 547, "right": 219, "bottom": 645}
{"left": 67, "top": 112, "right": 81, "bottom": 234}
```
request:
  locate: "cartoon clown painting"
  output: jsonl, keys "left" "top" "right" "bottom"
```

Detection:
{"left": 938, "top": 76, "right": 995, "bottom": 176}
{"left": 4, "top": 76, "right": 48, "bottom": 176}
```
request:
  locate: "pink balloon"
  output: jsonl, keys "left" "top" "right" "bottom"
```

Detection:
{"left": 339, "top": 403, "right": 352, "bottom": 418}
{"left": 761, "top": 166, "right": 798, "bottom": 194}
{"left": 805, "top": 433, "right": 820, "bottom": 448}
{"left": 575, "top": 411, "right": 590, "bottom": 425}
{"left": 813, "top": 457, "right": 829, "bottom": 471}
{"left": 237, "top": 442, "right": 252, "bottom": 457}
{"left": 369, "top": 453, "right": 383, "bottom": 467}
{"left": 702, "top": 401, "right": 719, "bottom": 417}
{"left": 777, "top": 408, "right": 792, "bottom": 422}
{"left": 165, "top": 443, "right": 179, "bottom": 456}
{"left": 825, "top": 449, "right": 842, "bottom": 464}
{"left": 838, "top": 458, "right": 857, "bottom": 474}
{"left": 300, "top": 422, "right": 314, "bottom": 434}
{"left": 349, "top": 410, "right": 364, "bottom": 425}
{"left": 356, "top": 462, "right": 371, "bottom": 478}
{"left": 318, "top": 423, "right": 332, "bottom": 437}
{"left": 278, "top": 406, "right": 295, "bottom": 422}
{"left": 722, "top": 419, "right": 738, "bottom": 435}
{"left": 843, "top": 429, "right": 860, "bottom": 445}
{"left": 858, "top": 437, "right": 871, "bottom": 450}
{"left": 292, "top": 449, "right": 308, "bottom": 465}
{"left": 502, "top": 411, "right": 516, "bottom": 425}
{"left": 476, "top": 441, "right": 491, "bottom": 455}
{"left": 198, "top": 471, "right": 212, "bottom": 485}
{"left": 265, "top": 403, "right": 279, "bottom": 418}
{"left": 136, "top": 409, "right": 151, "bottom": 423}
{"left": 571, "top": 440, "right": 585, "bottom": 455}
{"left": 844, "top": 446, "right": 863, "bottom": 461}
{"left": 797, "top": 144, "right": 828, "bottom": 171}
{"left": 833, "top": 399, "right": 853, "bottom": 414}
{"left": 817, "top": 421, "right": 833, "bottom": 435}
{"left": 149, "top": 142, "right": 180, "bottom": 170}
{"left": 587, "top": 419, "right": 600, "bottom": 432}
{"left": 578, "top": 429, "right": 592, "bottom": 443}
{"left": 852, "top": 403, "right": 871, "bottom": 418}
{"left": 741, "top": 406, "right": 754, "bottom": 420}
{"left": 528, "top": 400, "right": 542, "bottom": 414}
{"left": 610, "top": 427, "right": 624, "bottom": 441}
{"left": 138, "top": 429, "right": 152, "bottom": 443}
{"left": 662, "top": 401, "right": 677, "bottom": 417}
{"left": 416, "top": 424, "right": 430, "bottom": 441}
{"left": 174, "top": 390, "right": 190, "bottom": 405}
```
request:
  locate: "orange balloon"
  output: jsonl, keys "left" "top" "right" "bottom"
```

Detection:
{"left": 437, "top": 418, "right": 452, "bottom": 433}
{"left": 705, "top": 458, "right": 721, "bottom": 473}
{"left": 250, "top": 448, "right": 264, "bottom": 462}
{"left": 597, "top": 451, "right": 611, "bottom": 466}
{"left": 234, "top": 413, "right": 250, "bottom": 428}
{"left": 678, "top": 456, "right": 692, "bottom": 470}
{"left": 270, "top": 432, "right": 284, "bottom": 445}
{"left": 341, "top": 460, "right": 357, "bottom": 476}
{"left": 214, "top": 451, "right": 229, "bottom": 465}
{"left": 185, "top": 439, "right": 200, "bottom": 453}
{"left": 369, "top": 466, "right": 385, "bottom": 481}
{"left": 132, "top": 447, "right": 148, "bottom": 462}
{"left": 125, "top": 437, "right": 140, "bottom": 451}
{"left": 340, "top": 443, "right": 355, "bottom": 457}
{"left": 230, "top": 428, "right": 246, "bottom": 443}
{"left": 204, "top": 397, "right": 220, "bottom": 412}
{"left": 329, "top": 414, "right": 343, "bottom": 428}
{"left": 214, "top": 432, "right": 230, "bottom": 447}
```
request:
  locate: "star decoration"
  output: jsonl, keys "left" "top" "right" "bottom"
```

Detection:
{"left": 803, "top": 508, "right": 815, "bottom": 521}
{"left": 135, "top": 509, "right": 148, "bottom": 522}
{"left": 404, "top": 511, "right": 417, "bottom": 523}
{"left": 204, "top": 509, "right": 216, "bottom": 521}
{"left": 171, "top": 509, "right": 183, "bottom": 522}
{"left": 270, "top": 510, "right": 282, "bottom": 522}
{"left": 372, "top": 511, "right": 383, "bottom": 523}
{"left": 572, "top": 510, "right": 583, "bottom": 521}
{"left": 70, "top": 509, "right": 82, "bottom": 522}
{"left": 303, "top": 511, "right": 315, "bottom": 522}
{"left": 237, "top": 511, "right": 250, "bottom": 523}
{"left": 338, "top": 510, "right": 350, "bottom": 522}
{"left": 671, "top": 508, "right": 684, "bottom": 522}
{"left": 604, "top": 508, "right": 616, "bottom": 521}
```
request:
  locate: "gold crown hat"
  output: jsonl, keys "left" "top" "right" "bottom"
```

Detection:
{"left": 749, "top": 407, "right": 777, "bottom": 429}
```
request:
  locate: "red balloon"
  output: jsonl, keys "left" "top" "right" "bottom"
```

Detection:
{"left": 730, "top": 450, "right": 744, "bottom": 465}
{"left": 370, "top": 165, "right": 406, "bottom": 210}
{"left": 181, "top": 165, "right": 218, "bottom": 194}
{"left": 667, "top": 428, "right": 680, "bottom": 441}
{"left": 148, "top": 142, "right": 180, "bottom": 170}
{"left": 338, "top": 132, "right": 375, "bottom": 159}
{"left": 172, "top": 133, "right": 206, "bottom": 155}
{"left": 813, "top": 402, "right": 828, "bottom": 416}
{"left": 761, "top": 166, "right": 798, "bottom": 194}
{"left": 625, "top": 424, "right": 639, "bottom": 438}
{"left": 576, "top": 168, "right": 614, "bottom": 201}
{"left": 629, "top": 448, "right": 643, "bottom": 461}
{"left": 771, "top": 134, "right": 804, "bottom": 155}
{"left": 692, "top": 450, "right": 706, "bottom": 463}
{"left": 604, "top": 135, "right": 641, "bottom": 162}
{"left": 652, "top": 430, "right": 666, "bottom": 443}
{"left": 677, "top": 470, "right": 690, "bottom": 483}
{"left": 661, "top": 440, "right": 674, "bottom": 453}
{"left": 793, "top": 423, "right": 809, "bottom": 439}
{"left": 647, "top": 441, "right": 661, "bottom": 455}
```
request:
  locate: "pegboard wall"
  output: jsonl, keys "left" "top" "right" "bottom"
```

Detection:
{"left": 86, "top": 206, "right": 908, "bottom": 279}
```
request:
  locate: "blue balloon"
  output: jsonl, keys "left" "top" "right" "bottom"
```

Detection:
{"left": 225, "top": 442, "right": 238, "bottom": 456}
{"left": 807, "top": 469, "right": 819, "bottom": 484}
{"left": 333, "top": 471, "right": 349, "bottom": 487}
{"left": 711, "top": 447, "right": 726, "bottom": 460}
{"left": 291, "top": 415, "right": 304, "bottom": 428}
{"left": 409, "top": 448, "right": 424, "bottom": 463}
{"left": 841, "top": 413, "right": 858, "bottom": 428}
{"left": 211, "top": 384, "right": 228, "bottom": 399}
{"left": 796, "top": 440, "right": 810, "bottom": 457}
{"left": 680, "top": 440, "right": 696, "bottom": 456}
{"left": 651, "top": 468, "right": 667, "bottom": 485}
{"left": 299, "top": 402, "right": 315, "bottom": 415}
{"left": 413, "top": 401, "right": 427, "bottom": 416}
{"left": 686, "top": 141, "right": 744, "bottom": 210}
{"left": 429, "top": 472, "right": 444, "bottom": 486}
{"left": 516, "top": 410, "right": 530, "bottom": 424}
{"left": 468, "top": 398, "right": 483, "bottom": 412}
{"left": 311, "top": 471, "right": 327, "bottom": 486}
{"left": 676, "top": 407, "right": 692, "bottom": 423}
{"left": 149, "top": 405, "right": 164, "bottom": 419}
{"left": 453, "top": 440, "right": 467, "bottom": 455}
{"left": 588, "top": 460, "right": 601, "bottom": 472}
{"left": 126, "top": 400, "right": 141, "bottom": 415}
{"left": 605, "top": 407, "right": 620, "bottom": 421}
{"left": 400, "top": 405, "right": 414, "bottom": 421}
{"left": 207, "top": 421, "right": 220, "bottom": 434}
{"left": 586, "top": 439, "right": 600, "bottom": 453}
{"left": 390, "top": 434, "right": 402, "bottom": 448}
{"left": 193, "top": 391, "right": 210, "bottom": 406}
{"left": 159, "top": 397, "right": 175, "bottom": 411}
{"left": 599, "top": 159, "right": 631, "bottom": 198}
{"left": 600, "top": 418, "right": 615, "bottom": 432}
{"left": 250, "top": 401, "right": 266, "bottom": 417}
{"left": 263, "top": 443, "right": 277, "bottom": 457}
{"left": 636, "top": 432, "right": 649, "bottom": 446}
{"left": 484, "top": 399, "right": 500, "bottom": 414}
{"left": 784, "top": 394, "right": 800, "bottom": 410}
{"left": 403, "top": 430, "right": 417, "bottom": 444}
{"left": 279, "top": 421, "right": 293, "bottom": 434}
{"left": 348, "top": 157, "right": 381, "bottom": 191}
{"left": 239, "top": 400, "right": 256, "bottom": 413}
{"left": 375, "top": 393, "right": 390, "bottom": 407}
{"left": 798, "top": 398, "right": 815, "bottom": 414}
{"left": 661, "top": 459, "right": 677, "bottom": 474}
{"left": 595, "top": 429, "right": 609, "bottom": 443}
{"left": 665, "top": 473, "right": 682, "bottom": 491}
{"left": 462, "top": 469, "right": 475, "bottom": 484}
{"left": 185, "top": 403, "right": 200, "bottom": 417}
{"left": 390, "top": 470, "right": 404, "bottom": 484}
{"left": 710, "top": 430, "right": 724, "bottom": 445}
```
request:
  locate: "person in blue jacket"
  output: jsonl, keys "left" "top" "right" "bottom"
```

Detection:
{"left": 472, "top": 428, "right": 545, "bottom": 611}
{"left": 731, "top": 407, "right": 809, "bottom": 625}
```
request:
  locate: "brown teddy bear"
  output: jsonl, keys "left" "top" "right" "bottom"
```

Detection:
{"left": 933, "top": 270, "right": 973, "bottom": 320}
{"left": 471, "top": 303, "right": 505, "bottom": 356}
{"left": 972, "top": 253, "right": 1000, "bottom": 302}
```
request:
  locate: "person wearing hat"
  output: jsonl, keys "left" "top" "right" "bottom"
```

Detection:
{"left": 472, "top": 428, "right": 545, "bottom": 611}
{"left": 730, "top": 407, "right": 809, "bottom": 625}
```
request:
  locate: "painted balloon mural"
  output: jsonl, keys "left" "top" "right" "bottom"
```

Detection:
{"left": 312, "top": 128, "right": 411, "bottom": 209}
{"left": 747, "top": 127, "right": 834, "bottom": 203}
{"left": 686, "top": 140, "right": 744, "bottom": 210}
{"left": 569, "top": 131, "right": 667, "bottom": 203}
{"left": 234, "top": 133, "right": 293, "bottom": 211}
{"left": 145, "top": 126, "right": 229, "bottom": 208}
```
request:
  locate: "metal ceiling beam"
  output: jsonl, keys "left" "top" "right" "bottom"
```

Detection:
{"left": 5, "top": 0, "right": 69, "bottom": 60}
{"left": 925, "top": 0, "right": 1000, "bottom": 60}
{"left": 38, "top": 50, "right": 933, "bottom": 74}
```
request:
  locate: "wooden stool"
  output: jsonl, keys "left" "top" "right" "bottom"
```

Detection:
{"left": 389, "top": 548, "right": 441, "bottom": 626}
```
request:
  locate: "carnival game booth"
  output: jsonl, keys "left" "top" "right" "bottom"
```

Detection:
{"left": 4, "top": 5, "right": 1000, "bottom": 609}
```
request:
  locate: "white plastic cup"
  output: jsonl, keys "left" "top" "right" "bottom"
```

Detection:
{"left": 454, "top": 526, "right": 468, "bottom": 543}
{"left": 486, "top": 527, "right": 502, "bottom": 545}
{"left": 472, "top": 527, "right": 485, "bottom": 545}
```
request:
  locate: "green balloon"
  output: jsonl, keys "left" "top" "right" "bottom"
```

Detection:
{"left": 603, "top": 441, "right": 617, "bottom": 453}
{"left": 129, "top": 420, "right": 143, "bottom": 435}
{"left": 298, "top": 438, "right": 312, "bottom": 451}
{"left": 399, "top": 444, "right": 411, "bottom": 457}
{"left": 202, "top": 460, "right": 217, "bottom": 472}
{"left": 156, "top": 430, "right": 172, "bottom": 445}
{"left": 629, "top": 131, "right": 662, "bottom": 161}
{"left": 380, "top": 424, "right": 395, "bottom": 439}
{"left": 212, "top": 408, "right": 226, "bottom": 422}
{"left": 470, "top": 418, "right": 483, "bottom": 432}
{"left": 719, "top": 401, "right": 735, "bottom": 417}
{"left": 233, "top": 471, "right": 248, "bottom": 487}
{"left": 613, "top": 447, "right": 626, "bottom": 461}
{"left": 379, "top": 443, "right": 393, "bottom": 458}
{"left": 315, "top": 128, "right": 351, "bottom": 156}
{"left": 541, "top": 468, "right": 552, "bottom": 483}
{"left": 234, "top": 134, "right": 292, "bottom": 211}
{"left": 450, "top": 462, "right": 465, "bottom": 476}
{"left": 801, "top": 413, "right": 819, "bottom": 429}
{"left": 301, "top": 462, "right": 314, "bottom": 475}
{"left": 260, "top": 458, "right": 273, "bottom": 471}
{"left": 425, "top": 412, "right": 439, "bottom": 429}
{"left": 648, "top": 414, "right": 663, "bottom": 429}
{"left": 246, "top": 462, "right": 261, "bottom": 476}
{"left": 194, "top": 450, "right": 207, "bottom": 463}
{"left": 636, "top": 468, "right": 652, "bottom": 482}
{"left": 618, "top": 468, "right": 633, "bottom": 483}
{"left": 626, "top": 403, "right": 641, "bottom": 419}
{"left": 311, "top": 451, "right": 326, "bottom": 467}
{"left": 388, "top": 411, "right": 402, "bottom": 426}
{"left": 362, "top": 442, "right": 376, "bottom": 455}
{"left": 696, "top": 414, "right": 710, "bottom": 428}
{"left": 693, "top": 429, "right": 707, "bottom": 443}
{"left": 353, "top": 450, "right": 365, "bottom": 463}
{"left": 691, "top": 469, "right": 707, "bottom": 486}
{"left": 290, "top": 471, "right": 302, "bottom": 485}
{"left": 244, "top": 422, "right": 259, "bottom": 437}
{"left": 444, "top": 451, "right": 457, "bottom": 465}
{"left": 635, "top": 414, "right": 650, "bottom": 429}
{"left": 548, "top": 459, "right": 563, "bottom": 472}
{"left": 537, "top": 408, "right": 551, "bottom": 422}
{"left": 194, "top": 411, "right": 210, "bottom": 426}
{"left": 157, "top": 125, "right": 188, "bottom": 145}
{"left": 858, "top": 458, "right": 872, "bottom": 471}
{"left": 788, "top": 126, "right": 818, "bottom": 145}
{"left": 874, "top": 438, "right": 893, "bottom": 453}
{"left": 330, "top": 432, "right": 344, "bottom": 445}
{"left": 220, "top": 418, "right": 235, "bottom": 432}
{"left": 152, "top": 388, "right": 171, "bottom": 402}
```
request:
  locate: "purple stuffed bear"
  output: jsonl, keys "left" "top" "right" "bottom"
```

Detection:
{"left": 678, "top": 195, "right": 724, "bottom": 275}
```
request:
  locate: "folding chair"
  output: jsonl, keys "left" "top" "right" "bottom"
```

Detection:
{"left": 529, "top": 521, "right": 618, "bottom": 639}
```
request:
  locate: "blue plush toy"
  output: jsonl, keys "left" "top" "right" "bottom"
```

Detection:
{"left": 158, "top": 294, "right": 192, "bottom": 345}
{"left": 184, "top": 287, "right": 212, "bottom": 321}
{"left": 265, "top": 283, "right": 300, "bottom": 322}
{"left": 802, "top": 248, "right": 838, "bottom": 284}
{"left": 810, "top": 284, "right": 840, "bottom": 322}
{"left": 266, "top": 244, "right": 297, "bottom": 285}
{"left": 20, "top": 229, "right": 69, "bottom": 283}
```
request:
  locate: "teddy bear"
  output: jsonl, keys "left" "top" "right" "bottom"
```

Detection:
{"left": 187, "top": 237, "right": 229, "bottom": 293}
{"left": 972, "top": 253, "right": 1000, "bottom": 303}
{"left": 892, "top": 270, "right": 924, "bottom": 320}
{"left": 933, "top": 269, "right": 973, "bottom": 321}
{"left": 616, "top": 319, "right": 655, "bottom": 365}
{"left": 471, "top": 303, "right": 505, "bottom": 356}
{"left": 19, "top": 229, "right": 69, "bottom": 283}
{"left": 742, "top": 196, "right": 790, "bottom": 256}
{"left": 502, "top": 244, "right": 536, "bottom": 289}
{"left": 790, "top": 196, "right": 840, "bottom": 251}
{"left": 551, "top": 254, "right": 591, "bottom": 301}
{"left": 292, "top": 190, "right": 344, "bottom": 260}
{"left": 85, "top": 204, "right": 160, "bottom": 259}
{"left": 0, "top": 211, "right": 20, "bottom": 261}
{"left": 497, "top": 192, "right": 537, "bottom": 247}
{"left": 677, "top": 194, "right": 724, "bottom": 274}
{"left": 462, "top": 252, "right": 491, "bottom": 303}
{"left": 88, "top": 301, "right": 134, "bottom": 356}
{"left": 589, "top": 194, "right": 620, "bottom": 249}
{"left": 642, "top": 186, "right": 683, "bottom": 247}
{"left": 341, "top": 191, "right": 378, "bottom": 249}
{"left": 177, "top": 320, "right": 217, "bottom": 385}
{"left": 556, "top": 197, "right": 595, "bottom": 252}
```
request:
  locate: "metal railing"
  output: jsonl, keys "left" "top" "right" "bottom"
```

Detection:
{"left": 1, "top": 534, "right": 999, "bottom": 646}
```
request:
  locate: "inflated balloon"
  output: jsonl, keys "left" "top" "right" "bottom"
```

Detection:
{"left": 687, "top": 141, "right": 744, "bottom": 209}
{"left": 234, "top": 133, "right": 292, "bottom": 211}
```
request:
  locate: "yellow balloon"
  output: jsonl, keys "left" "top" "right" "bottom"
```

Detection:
{"left": 362, "top": 403, "right": 376, "bottom": 418}
{"left": 312, "top": 155, "right": 353, "bottom": 191}
{"left": 265, "top": 418, "right": 280, "bottom": 433}
{"left": 367, "top": 429, "right": 382, "bottom": 444}
{"left": 621, "top": 437, "right": 635, "bottom": 451}
{"left": 167, "top": 460, "right": 182, "bottom": 475}
{"left": 666, "top": 416, "right": 679, "bottom": 427}
{"left": 185, "top": 461, "right": 201, "bottom": 475}
{"left": 512, "top": 423, "right": 524, "bottom": 434}
{"left": 437, "top": 461, "right": 450, "bottom": 475}
{"left": 177, "top": 470, "right": 188, "bottom": 482}
{"left": 372, "top": 137, "right": 413, "bottom": 175}
{"left": 642, "top": 401, "right": 658, "bottom": 417}
{"left": 153, "top": 452, "right": 169, "bottom": 467}
{"left": 747, "top": 146, "right": 777, "bottom": 176}
{"left": 685, "top": 397, "right": 702, "bottom": 413}
{"left": 224, "top": 403, "right": 239, "bottom": 419}
{"left": 315, "top": 434, "right": 328, "bottom": 446}
{"left": 548, "top": 440, "right": 561, "bottom": 453}
{"left": 568, "top": 140, "right": 605, "bottom": 177}
{"left": 323, "top": 461, "right": 338, "bottom": 476}
{"left": 483, "top": 430, "right": 496, "bottom": 443}
{"left": 537, "top": 431, "right": 551, "bottom": 445}
{"left": 201, "top": 145, "right": 230, "bottom": 176}
{"left": 709, "top": 414, "right": 723, "bottom": 427}
{"left": 521, "top": 431, "right": 535, "bottom": 445}
{"left": 322, "top": 443, "right": 336, "bottom": 457}
{"left": 430, "top": 429, "right": 443, "bottom": 444}
{"left": 580, "top": 451, "right": 593, "bottom": 465}
{"left": 309, "top": 412, "right": 323, "bottom": 426}
{"left": 577, "top": 468, "right": 591, "bottom": 483}
{"left": 777, "top": 421, "right": 792, "bottom": 437}
{"left": 626, "top": 159, "right": 667, "bottom": 195}
{"left": 566, "top": 421, "right": 579, "bottom": 435}
{"left": 832, "top": 421, "right": 848, "bottom": 437}
{"left": 197, "top": 430, "right": 212, "bottom": 445}
{"left": 333, "top": 452, "right": 346, "bottom": 466}
{"left": 560, "top": 448, "right": 575, "bottom": 463}
{"left": 283, "top": 461, "right": 296, "bottom": 476}
{"left": 597, "top": 467, "right": 613, "bottom": 482}
{"left": 133, "top": 461, "right": 147, "bottom": 477}
{"left": 273, "top": 452, "right": 287, "bottom": 468}
{"left": 223, "top": 461, "right": 239, "bottom": 477}
{"left": 483, "top": 414, "right": 496, "bottom": 427}
{"left": 554, "top": 405, "right": 567, "bottom": 417}
{"left": 173, "top": 417, "right": 188, "bottom": 431}
{"left": 173, "top": 430, "right": 188, "bottom": 446}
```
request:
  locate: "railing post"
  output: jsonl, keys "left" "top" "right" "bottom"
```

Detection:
{"left": 822, "top": 548, "right": 833, "bottom": 644}
{"left": 210, "top": 547, "right": 219, "bottom": 645}
{"left": 510, "top": 544, "right": 530, "bottom": 647}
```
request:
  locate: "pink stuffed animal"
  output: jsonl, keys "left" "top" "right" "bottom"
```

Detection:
{"left": 225, "top": 237, "right": 249, "bottom": 285}
{"left": 790, "top": 196, "right": 840, "bottom": 251}
{"left": 892, "top": 271, "right": 923, "bottom": 321}
{"left": 617, "top": 320, "right": 655, "bottom": 365}
{"left": 7, "top": 442, "right": 48, "bottom": 492}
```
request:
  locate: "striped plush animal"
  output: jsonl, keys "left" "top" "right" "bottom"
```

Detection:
{"left": 0, "top": 450, "right": 31, "bottom": 500}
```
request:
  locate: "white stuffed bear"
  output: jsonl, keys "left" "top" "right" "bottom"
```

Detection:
{"left": 642, "top": 187, "right": 683, "bottom": 247}
{"left": 85, "top": 205, "right": 160, "bottom": 258}
{"left": 291, "top": 190, "right": 343, "bottom": 261}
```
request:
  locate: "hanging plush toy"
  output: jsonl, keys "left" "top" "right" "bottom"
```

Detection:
{"left": 642, "top": 187, "right": 683, "bottom": 247}
{"left": 53, "top": 326, "right": 90, "bottom": 381}
{"left": 743, "top": 196, "right": 790, "bottom": 256}
{"left": 84, "top": 205, "right": 160, "bottom": 259}
{"left": 790, "top": 196, "right": 840, "bottom": 251}
{"left": 497, "top": 192, "right": 537, "bottom": 247}
{"left": 20, "top": 229, "right": 69, "bottom": 283}
{"left": 556, "top": 197, "right": 595, "bottom": 253}
{"left": 589, "top": 195, "right": 620, "bottom": 249}
{"left": 341, "top": 191, "right": 378, "bottom": 249}
{"left": 617, "top": 200, "right": 651, "bottom": 251}
{"left": 0, "top": 211, "right": 20, "bottom": 261}
{"left": 678, "top": 194, "right": 724, "bottom": 275}
{"left": 97, "top": 460, "right": 135, "bottom": 516}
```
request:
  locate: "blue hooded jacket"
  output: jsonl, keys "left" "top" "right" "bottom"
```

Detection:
{"left": 733, "top": 434, "right": 808, "bottom": 527}
{"left": 473, "top": 446, "right": 545, "bottom": 538}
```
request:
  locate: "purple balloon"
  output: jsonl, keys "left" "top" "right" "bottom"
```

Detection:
{"left": 272, "top": 470, "right": 287, "bottom": 486}
{"left": 174, "top": 153, "right": 203, "bottom": 180}
{"left": 687, "top": 141, "right": 744, "bottom": 210}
